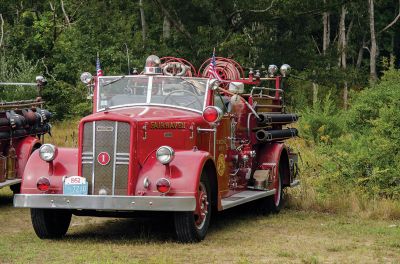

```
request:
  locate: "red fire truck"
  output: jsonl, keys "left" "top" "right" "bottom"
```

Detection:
{"left": 14, "top": 56, "right": 299, "bottom": 242}
{"left": 0, "top": 77, "right": 51, "bottom": 194}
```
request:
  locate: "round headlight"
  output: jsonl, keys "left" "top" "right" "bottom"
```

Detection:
{"left": 80, "top": 72, "right": 93, "bottom": 84}
{"left": 156, "top": 146, "right": 175, "bottom": 165}
{"left": 39, "top": 144, "right": 58, "bottom": 162}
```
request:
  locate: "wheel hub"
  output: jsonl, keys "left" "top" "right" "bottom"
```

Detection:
{"left": 194, "top": 182, "right": 208, "bottom": 230}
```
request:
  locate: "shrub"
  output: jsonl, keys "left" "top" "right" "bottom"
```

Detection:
{"left": 300, "top": 69, "right": 400, "bottom": 199}
{"left": 299, "top": 93, "right": 344, "bottom": 144}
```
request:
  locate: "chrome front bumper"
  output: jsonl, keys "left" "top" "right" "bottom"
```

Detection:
{"left": 14, "top": 194, "right": 196, "bottom": 211}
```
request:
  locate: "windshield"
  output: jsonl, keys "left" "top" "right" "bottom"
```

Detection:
{"left": 97, "top": 76, "right": 207, "bottom": 112}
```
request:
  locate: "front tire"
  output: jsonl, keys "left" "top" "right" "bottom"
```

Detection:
{"left": 10, "top": 183, "right": 21, "bottom": 194}
{"left": 174, "top": 173, "right": 211, "bottom": 243}
{"left": 31, "top": 208, "right": 72, "bottom": 239}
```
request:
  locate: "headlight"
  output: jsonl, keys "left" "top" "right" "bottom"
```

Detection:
{"left": 156, "top": 146, "right": 175, "bottom": 165}
{"left": 39, "top": 144, "right": 58, "bottom": 162}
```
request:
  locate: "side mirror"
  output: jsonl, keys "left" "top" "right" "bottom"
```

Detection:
{"left": 80, "top": 72, "right": 94, "bottom": 99}
{"left": 208, "top": 79, "right": 220, "bottom": 91}
{"left": 80, "top": 72, "right": 93, "bottom": 84}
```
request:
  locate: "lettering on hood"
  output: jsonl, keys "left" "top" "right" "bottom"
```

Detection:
{"left": 150, "top": 122, "right": 186, "bottom": 129}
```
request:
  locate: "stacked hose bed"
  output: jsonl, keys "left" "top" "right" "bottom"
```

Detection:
{"left": 255, "top": 113, "right": 299, "bottom": 142}
{"left": 0, "top": 107, "right": 51, "bottom": 140}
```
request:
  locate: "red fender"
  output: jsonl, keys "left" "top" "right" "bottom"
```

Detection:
{"left": 135, "top": 149, "right": 213, "bottom": 197}
{"left": 257, "top": 142, "right": 290, "bottom": 187}
{"left": 15, "top": 136, "right": 41, "bottom": 179}
{"left": 20, "top": 148, "right": 78, "bottom": 194}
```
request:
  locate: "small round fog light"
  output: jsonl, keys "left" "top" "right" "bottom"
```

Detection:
{"left": 37, "top": 177, "right": 50, "bottom": 192}
{"left": 156, "top": 178, "right": 171, "bottom": 194}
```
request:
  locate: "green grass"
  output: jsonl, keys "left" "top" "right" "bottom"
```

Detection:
{"left": 1, "top": 188, "right": 400, "bottom": 264}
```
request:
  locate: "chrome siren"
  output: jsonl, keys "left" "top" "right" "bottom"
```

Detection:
{"left": 280, "top": 64, "right": 291, "bottom": 77}
{"left": 144, "top": 55, "right": 162, "bottom": 75}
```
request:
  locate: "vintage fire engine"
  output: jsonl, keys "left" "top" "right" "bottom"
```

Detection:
{"left": 14, "top": 55, "right": 299, "bottom": 242}
{"left": 0, "top": 77, "right": 51, "bottom": 194}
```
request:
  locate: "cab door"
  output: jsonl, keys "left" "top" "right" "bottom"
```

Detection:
{"left": 213, "top": 93, "right": 234, "bottom": 198}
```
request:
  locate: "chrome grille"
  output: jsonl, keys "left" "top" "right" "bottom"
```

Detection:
{"left": 81, "top": 121, "right": 131, "bottom": 195}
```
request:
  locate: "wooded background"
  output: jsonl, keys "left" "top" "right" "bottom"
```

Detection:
{"left": 0, "top": 0, "right": 399, "bottom": 117}
{"left": 0, "top": 0, "right": 400, "bottom": 200}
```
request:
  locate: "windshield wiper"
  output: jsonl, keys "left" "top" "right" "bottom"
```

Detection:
{"left": 103, "top": 76, "right": 125, "bottom": 87}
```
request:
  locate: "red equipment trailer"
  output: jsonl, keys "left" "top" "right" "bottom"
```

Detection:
{"left": 14, "top": 56, "right": 299, "bottom": 242}
{"left": 0, "top": 77, "right": 52, "bottom": 194}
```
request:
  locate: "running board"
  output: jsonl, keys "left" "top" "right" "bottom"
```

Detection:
{"left": 221, "top": 189, "right": 275, "bottom": 210}
{"left": 0, "top": 179, "right": 21, "bottom": 189}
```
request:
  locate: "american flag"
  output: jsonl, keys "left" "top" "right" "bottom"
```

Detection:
{"left": 96, "top": 54, "right": 103, "bottom": 76}
{"left": 208, "top": 48, "right": 221, "bottom": 80}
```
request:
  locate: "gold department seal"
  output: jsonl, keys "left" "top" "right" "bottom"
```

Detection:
{"left": 217, "top": 154, "right": 225, "bottom": 176}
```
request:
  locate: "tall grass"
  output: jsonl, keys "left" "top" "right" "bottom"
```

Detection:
{"left": 286, "top": 137, "right": 400, "bottom": 220}
{"left": 45, "top": 119, "right": 80, "bottom": 147}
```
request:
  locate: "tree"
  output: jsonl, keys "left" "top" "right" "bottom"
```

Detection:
{"left": 368, "top": 0, "right": 378, "bottom": 82}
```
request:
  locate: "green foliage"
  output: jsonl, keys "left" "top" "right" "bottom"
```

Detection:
{"left": 42, "top": 81, "right": 90, "bottom": 120}
{"left": 0, "top": 55, "right": 39, "bottom": 101}
{"left": 304, "top": 69, "right": 400, "bottom": 199}
{"left": 299, "top": 93, "right": 344, "bottom": 144}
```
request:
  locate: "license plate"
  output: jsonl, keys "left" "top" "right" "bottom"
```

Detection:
{"left": 63, "top": 176, "right": 88, "bottom": 195}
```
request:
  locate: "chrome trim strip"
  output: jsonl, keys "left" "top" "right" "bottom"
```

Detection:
{"left": 203, "top": 79, "right": 210, "bottom": 110}
{"left": 116, "top": 162, "right": 129, "bottom": 165}
{"left": 116, "top": 157, "right": 129, "bottom": 161}
{"left": 213, "top": 126, "right": 216, "bottom": 159}
{"left": 221, "top": 189, "right": 276, "bottom": 210}
{"left": 82, "top": 152, "right": 93, "bottom": 155}
{"left": 247, "top": 113, "right": 253, "bottom": 138}
{"left": 116, "top": 153, "right": 129, "bottom": 156}
{"left": 290, "top": 179, "right": 300, "bottom": 187}
{"left": 112, "top": 121, "right": 118, "bottom": 195}
{"left": 91, "top": 121, "right": 96, "bottom": 194}
{"left": 197, "top": 128, "right": 216, "bottom": 132}
{"left": 146, "top": 76, "right": 153, "bottom": 103}
{"left": 82, "top": 161, "right": 93, "bottom": 164}
{"left": 14, "top": 194, "right": 196, "bottom": 212}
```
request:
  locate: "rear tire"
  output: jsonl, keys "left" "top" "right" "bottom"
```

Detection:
{"left": 174, "top": 173, "right": 211, "bottom": 243}
{"left": 31, "top": 208, "right": 72, "bottom": 239}
{"left": 267, "top": 168, "right": 285, "bottom": 214}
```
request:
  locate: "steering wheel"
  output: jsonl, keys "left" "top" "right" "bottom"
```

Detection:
{"left": 163, "top": 90, "right": 202, "bottom": 109}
